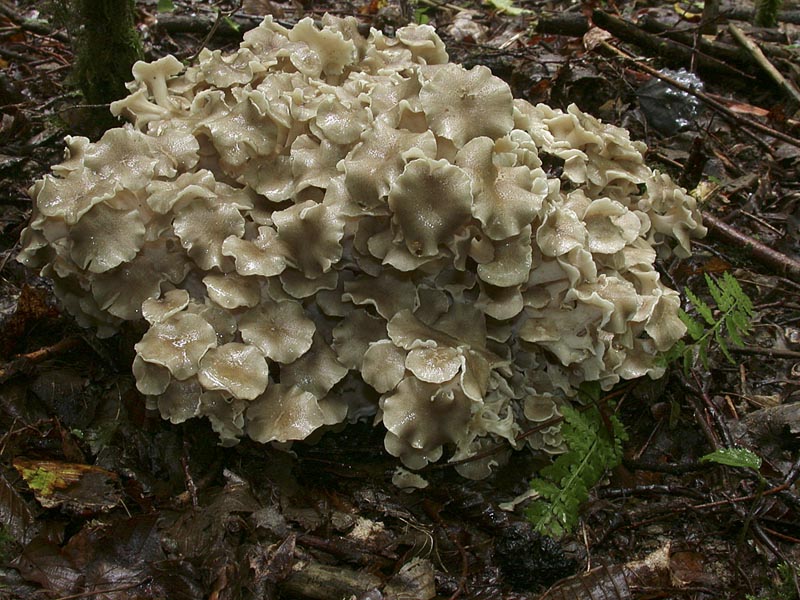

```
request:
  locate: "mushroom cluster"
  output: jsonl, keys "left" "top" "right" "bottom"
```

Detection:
{"left": 18, "top": 15, "right": 705, "bottom": 478}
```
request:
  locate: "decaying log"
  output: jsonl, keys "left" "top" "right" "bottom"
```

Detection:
{"left": 535, "top": 12, "right": 590, "bottom": 36}
{"left": 540, "top": 544, "right": 672, "bottom": 600}
{"left": 600, "top": 41, "right": 800, "bottom": 150}
{"left": 536, "top": 8, "right": 800, "bottom": 40}
{"left": 0, "top": 3, "right": 70, "bottom": 42}
{"left": 726, "top": 7, "right": 800, "bottom": 24}
{"left": 152, "top": 13, "right": 260, "bottom": 36}
{"left": 278, "top": 558, "right": 436, "bottom": 600}
{"left": 152, "top": 13, "right": 373, "bottom": 39}
{"left": 728, "top": 23, "right": 800, "bottom": 107}
{"left": 637, "top": 14, "right": 757, "bottom": 71}
{"left": 592, "top": 10, "right": 753, "bottom": 81}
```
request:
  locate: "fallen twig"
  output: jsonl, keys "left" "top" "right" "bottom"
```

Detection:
{"left": 0, "top": 337, "right": 82, "bottom": 383}
{"left": 600, "top": 41, "right": 800, "bottom": 150}
{"left": 729, "top": 346, "right": 800, "bottom": 360}
{"left": 592, "top": 10, "right": 754, "bottom": 81}
{"left": 535, "top": 12, "right": 590, "bottom": 36}
{"left": 702, "top": 211, "right": 800, "bottom": 281}
{"left": 728, "top": 23, "right": 800, "bottom": 107}
{"left": 0, "top": 2, "right": 70, "bottom": 43}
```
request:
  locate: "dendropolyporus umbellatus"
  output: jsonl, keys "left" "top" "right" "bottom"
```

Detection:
{"left": 19, "top": 15, "right": 706, "bottom": 479}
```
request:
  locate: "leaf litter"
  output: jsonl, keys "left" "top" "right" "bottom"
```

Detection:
{"left": 0, "top": 0, "right": 799, "bottom": 598}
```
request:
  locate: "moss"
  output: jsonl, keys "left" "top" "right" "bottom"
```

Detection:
{"left": 18, "top": 465, "right": 59, "bottom": 494}
{"left": 754, "top": 0, "right": 782, "bottom": 27}
{"left": 72, "top": 0, "right": 143, "bottom": 124}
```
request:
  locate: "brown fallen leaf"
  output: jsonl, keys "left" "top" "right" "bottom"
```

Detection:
{"left": 12, "top": 458, "right": 121, "bottom": 513}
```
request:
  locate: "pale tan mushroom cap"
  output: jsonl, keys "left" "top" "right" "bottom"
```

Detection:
{"left": 21, "top": 15, "right": 705, "bottom": 476}
{"left": 246, "top": 383, "right": 326, "bottom": 443}
{"left": 135, "top": 311, "right": 217, "bottom": 381}
{"left": 198, "top": 343, "right": 269, "bottom": 400}
{"left": 419, "top": 64, "right": 514, "bottom": 148}
{"left": 388, "top": 158, "right": 473, "bottom": 258}
{"left": 238, "top": 300, "right": 316, "bottom": 364}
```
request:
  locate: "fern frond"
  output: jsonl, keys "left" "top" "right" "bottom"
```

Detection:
{"left": 706, "top": 273, "right": 732, "bottom": 311}
{"left": 723, "top": 272, "right": 754, "bottom": 316}
{"left": 664, "top": 272, "right": 754, "bottom": 372}
{"left": 526, "top": 401, "right": 626, "bottom": 538}
{"left": 725, "top": 315, "right": 745, "bottom": 347}
{"left": 680, "top": 310, "right": 705, "bottom": 341}
{"left": 716, "top": 329, "right": 734, "bottom": 363}
{"left": 685, "top": 288, "right": 715, "bottom": 326}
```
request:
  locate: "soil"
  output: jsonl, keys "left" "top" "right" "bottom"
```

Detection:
{"left": 0, "top": 1, "right": 799, "bottom": 599}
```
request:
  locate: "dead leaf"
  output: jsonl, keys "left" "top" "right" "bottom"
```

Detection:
{"left": 251, "top": 533, "right": 297, "bottom": 585}
{"left": 0, "top": 472, "right": 36, "bottom": 545}
{"left": 165, "top": 478, "right": 262, "bottom": 560}
{"left": 0, "top": 285, "right": 59, "bottom": 360}
{"left": 670, "top": 550, "right": 719, "bottom": 587}
{"left": 13, "top": 537, "right": 82, "bottom": 594}
{"left": 583, "top": 26, "right": 612, "bottom": 51}
{"left": 12, "top": 458, "right": 121, "bottom": 513}
{"left": 16, "top": 516, "right": 205, "bottom": 598}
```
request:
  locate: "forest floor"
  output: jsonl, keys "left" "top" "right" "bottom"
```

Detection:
{"left": 0, "top": 0, "right": 800, "bottom": 598}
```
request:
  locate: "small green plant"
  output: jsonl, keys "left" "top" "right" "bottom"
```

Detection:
{"left": 485, "top": 0, "right": 529, "bottom": 15}
{"left": 700, "top": 447, "right": 762, "bottom": 470}
{"left": 701, "top": 447, "right": 769, "bottom": 546}
{"left": 747, "top": 562, "right": 799, "bottom": 600}
{"left": 755, "top": 0, "right": 783, "bottom": 27}
{"left": 525, "top": 384, "right": 628, "bottom": 538}
{"left": 665, "top": 271, "right": 754, "bottom": 372}
{"left": 0, "top": 524, "right": 15, "bottom": 563}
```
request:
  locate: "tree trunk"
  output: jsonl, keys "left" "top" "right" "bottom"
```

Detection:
{"left": 73, "top": 0, "right": 143, "bottom": 107}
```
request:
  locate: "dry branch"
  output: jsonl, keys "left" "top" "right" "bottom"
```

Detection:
{"left": 600, "top": 41, "right": 800, "bottom": 150}
{"left": 535, "top": 12, "right": 590, "bottom": 36}
{"left": 0, "top": 337, "right": 82, "bottom": 383}
{"left": 702, "top": 211, "right": 800, "bottom": 281}
{"left": 592, "top": 10, "right": 752, "bottom": 80}
{"left": 728, "top": 23, "right": 800, "bottom": 107}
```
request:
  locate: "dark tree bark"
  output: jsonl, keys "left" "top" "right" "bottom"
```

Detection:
{"left": 72, "top": 0, "right": 143, "bottom": 108}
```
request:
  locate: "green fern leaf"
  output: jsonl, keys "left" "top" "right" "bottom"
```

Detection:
{"left": 685, "top": 288, "right": 715, "bottom": 326}
{"left": 698, "top": 338, "right": 711, "bottom": 369}
{"left": 661, "top": 340, "right": 686, "bottom": 367}
{"left": 716, "top": 330, "right": 734, "bottom": 363}
{"left": 724, "top": 315, "right": 745, "bottom": 347}
{"left": 704, "top": 274, "right": 724, "bottom": 308}
{"left": 683, "top": 346, "right": 694, "bottom": 374}
{"left": 706, "top": 273, "right": 734, "bottom": 312}
{"left": 526, "top": 402, "right": 626, "bottom": 538}
{"left": 664, "top": 271, "right": 754, "bottom": 372}
{"left": 728, "top": 310, "right": 749, "bottom": 335}
{"left": 680, "top": 310, "right": 706, "bottom": 340}
{"left": 723, "top": 272, "right": 751, "bottom": 309}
